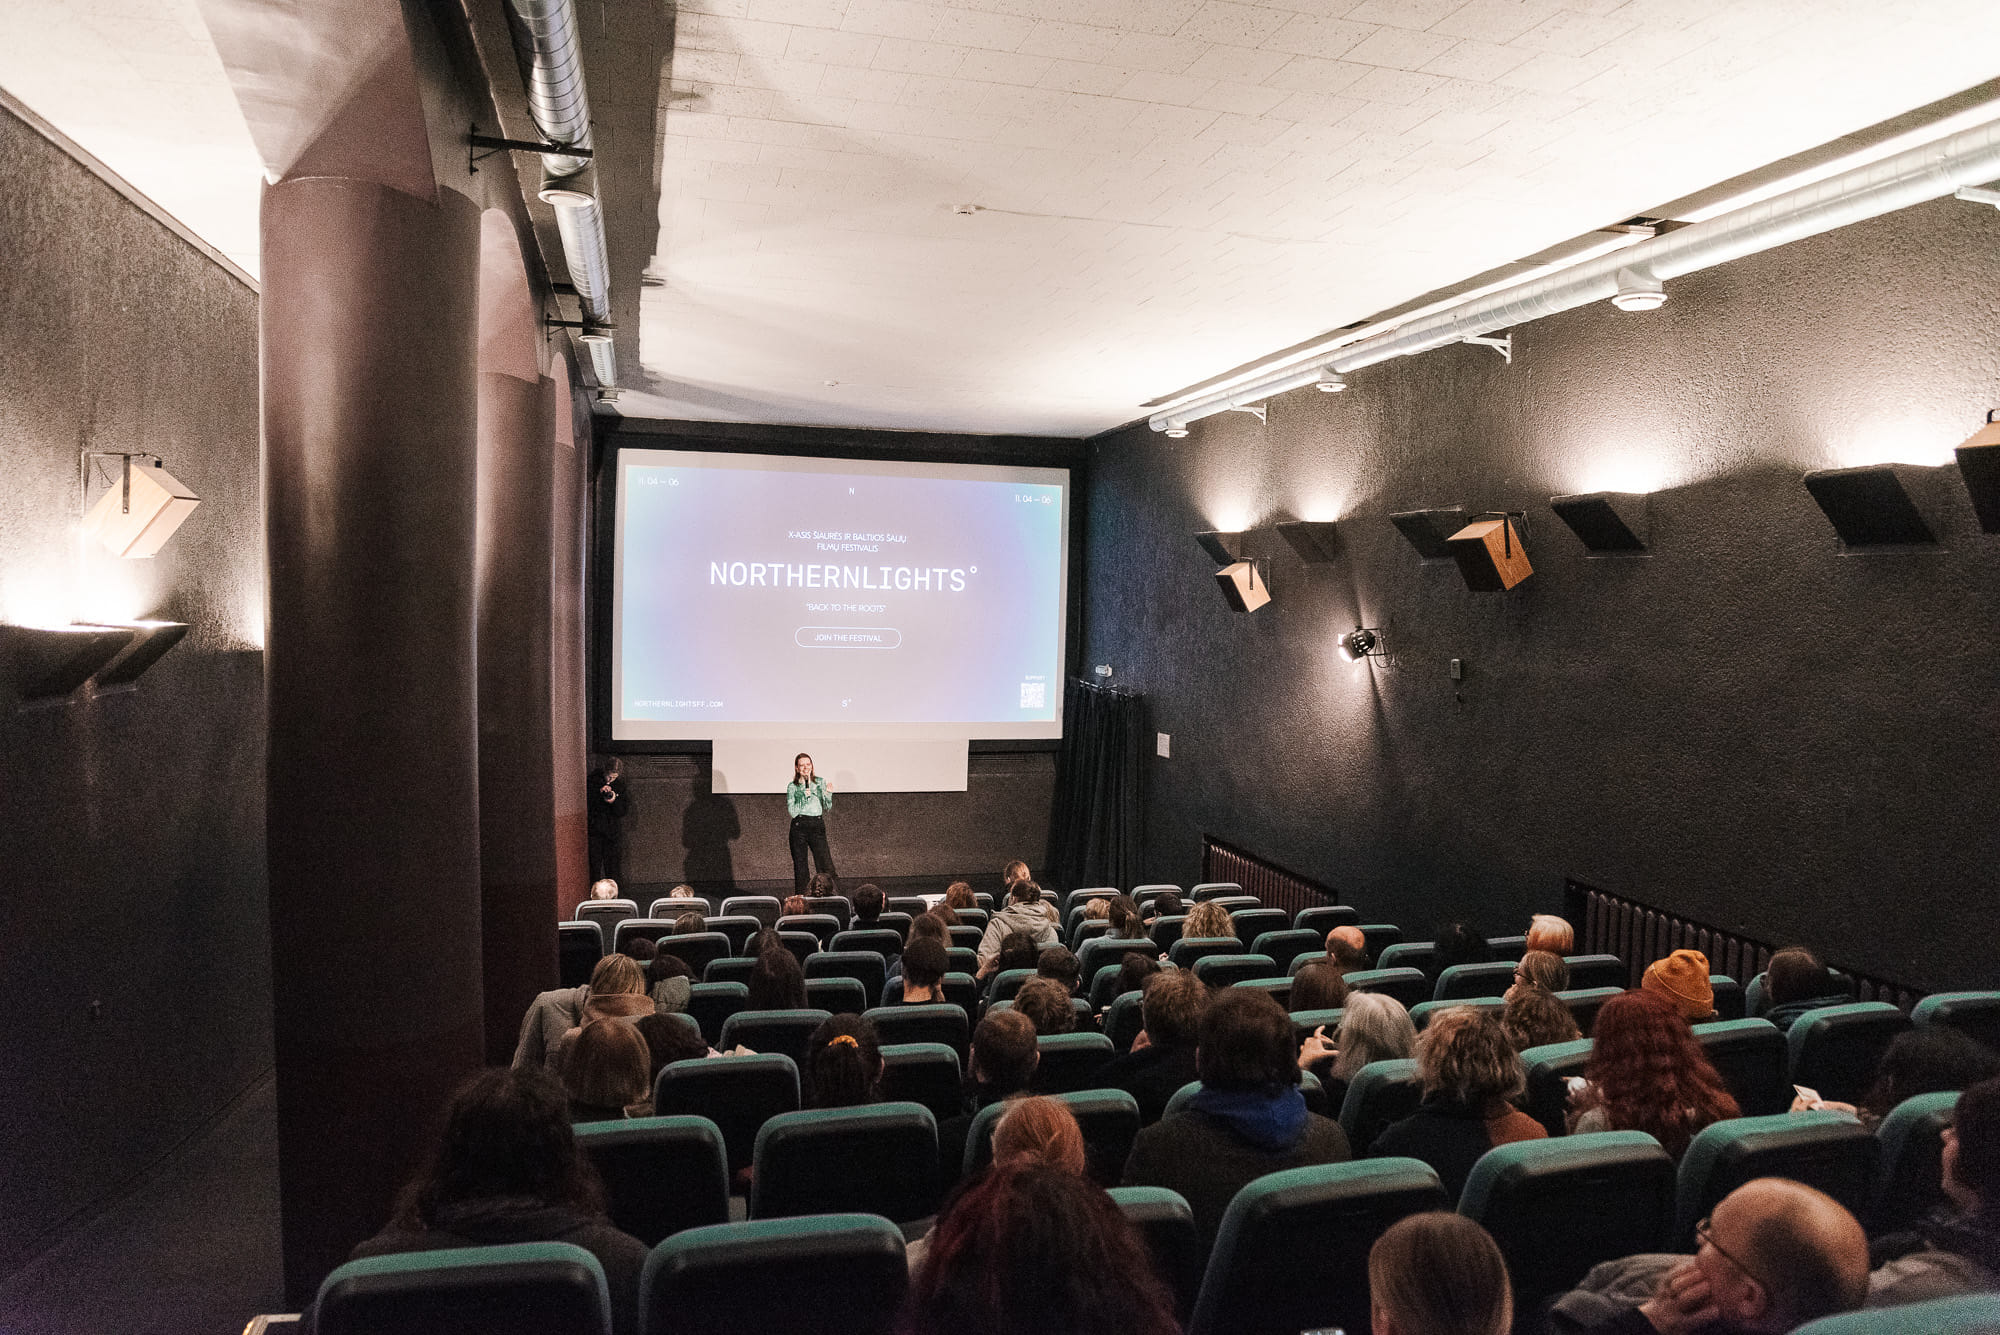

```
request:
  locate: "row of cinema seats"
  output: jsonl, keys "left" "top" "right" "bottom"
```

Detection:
{"left": 299, "top": 1080, "right": 1993, "bottom": 1335}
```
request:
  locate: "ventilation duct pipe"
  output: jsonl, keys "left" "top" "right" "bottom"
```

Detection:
{"left": 1151, "top": 113, "right": 2000, "bottom": 432}
{"left": 506, "top": 0, "right": 616, "bottom": 386}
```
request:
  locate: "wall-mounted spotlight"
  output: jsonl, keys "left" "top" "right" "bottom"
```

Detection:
{"left": 1610, "top": 266, "right": 1666, "bottom": 311}
{"left": 1315, "top": 369, "right": 1347, "bottom": 393}
{"left": 1802, "top": 465, "right": 1937, "bottom": 548}
{"left": 80, "top": 453, "right": 200, "bottom": 559}
{"left": 1954, "top": 410, "right": 2000, "bottom": 533}
{"left": 1446, "top": 513, "right": 1534, "bottom": 590}
{"left": 1214, "top": 560, "right": 1271, "bottom": 613}
{"left": 1275, "top": 520, "right": 1341, "bottom": 563}
{"left": 1550, "top": 492, "right": 1650, "bottom": 554}
{"left": 1336, "top": 626, "right": 1384, "bottom": 661}
{"left": 1389, "top": 507, "right": 1467, "bottom": 562}
{"left": 1163, "top": 419, "right": 1190, "bottom": 439}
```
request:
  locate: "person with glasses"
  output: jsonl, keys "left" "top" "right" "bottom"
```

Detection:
{"left": 1547, "top": 1178, "right": 1868, "bottom": 1333}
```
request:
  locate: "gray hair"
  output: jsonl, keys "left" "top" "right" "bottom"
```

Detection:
{"left": 1333, "top": 991, "right": 1417, "bottom": 1082}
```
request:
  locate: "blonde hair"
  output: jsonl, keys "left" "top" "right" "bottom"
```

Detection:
{"left": 589, "top": 879, "right": 619, "bottom": 900}
{"left": 1368, "top": 1212, "right": 1512, "bottom": 1335}
{"left": 1515, "top": 950, "right": 1569, "bottom": 993}
{"left": 1184, "top": 901, "right": 1234, "bottom": 940}
{"left": 1082, "top": 898, "right": 1111, "bottom": 921}
{"left": 992, "top": 1096, "right": 1087, "bottom": 1176}
{"left": 1525, "top": 914, "right": 1573, "bottom": 954}
{"left": 589, "top": 953, "right": 647, "bottom": 996}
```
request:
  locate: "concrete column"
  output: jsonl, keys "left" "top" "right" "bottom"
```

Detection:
{"left": 261, "top": 176, "right": 484, "bottom": 1303}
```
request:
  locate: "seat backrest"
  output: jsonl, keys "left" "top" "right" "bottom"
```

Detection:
{"left": 558, "top": 921, "right": 603, "bottom": 988}
{"left": 1410, "top": 997, "right": 1507, "bottom": 1030}
{"left": 1788, "top": 1002, "right": 1913, "bottom": 1106}
{"left": 1793, "top": 1293, "right": 2000, "bottom": 1334}
{"left": 886, "top": 896, "right": 929, "bottom": 917}
{"left": 658, "top": 932, "right": 732, "bottom": 977}
{"left": 941, "top": 972, "right": 979, "bottom": 1014}
{"left": 1132, "top": 884, "right": 1181, "bottom": 901}
{"left": 750, "top": 1102, "right": 940, "bottom": 1223}
{"left": 946, "top": 925, "right": 982, "bottom": 950}
{"left": 1088, "top": 964, "right": 1132, "bottom": 1012}
{"left": 1192, "top": 953, "right": 1276, "bottom": 989}
{"left": 776, "top": 913, "right": 841, "bottom": 944}
{"left": 638, "top": 1214, "right": 908, "bottom": 1335}
{"left": 965, "top": 1088, "right": 1141, "bottom": 1187}
{"left": 1190, "top": 882, "right": 1242, "bottom": 901}
{"left": 1035, "top": 1032, "right": 1116, "bottom": 1094}
{"left": 574, "top": 1116, "right": 729, "bottom": 1247}
{"left": 1149, "top": 914, "right": 1190, "bottom": 952}
{"left": 613, "top": 918, "right": 675, "bottom": 955}
{"left": 1339, "top": 1058, "right": 1423, "bottom": 1156}
{"left": 1228, "top": 908, "right": 1288, "bottom": 943}
{"left": 877, "top": 1042, "right": 963, "bottom": 1123}
{"left": 1914, "top": 992, "right": 2000, "bottom": 1053}
{"left": 775, "top": 931, "right": 819, "bottom": 965}
{"left": 720, "top": 895, "right": 781, "bottom": 926}
{"left": 865, "top": 1003, "right": 969, "bottom": 1056}
{"left": 1249, "top": 929, "right": 1321, "bottom": 974}
{"left": 1104, "top": 991, "right": 1146, "bottom": 1052}
{"left": 1460, "top": 1131, "right": 1676, "bottom": 1310}
{"left": 684, "top": 981, "right": 748, "bottom": 1046}
{"left": 1377, "top": 941, "right": 1437, "bottom": 976}
{"left": 1289, "top": 1007, "right": 1345, "bottom": 1047}
{"left": 1068, "top": 918, "right": 1114, "bottom": 948}
{"left": 1520, "top": 1038, "right": 1595, "bottom": 1135}
{"left": 987, "top": 968, "right": 1035, "bottom": 1006}
{"left": 804, "top": 950, "right": 886, "bottom": 1001}
{"left": 830, "top": 928, "right": 902, "bottom": 957}
{"left": 1434, "top": 961, "right": 1519, "bottom": 1001}
{"left": 1710, "top": 974, "right": 1746, "bottom": 1021}
{"left": 1341, "top": 967, "right": 1430, "bottom": 1010}
{"left": 1358, "top": 924, "right": 1404, "bottom": 960}
{"left": 973, "top": 892, "right": 995, "bottom": 910}
{"left": 1693, "top": 1018, "right": 1793, "bottom": 1116}
{"left": 654, "top": 1053, "right": 799, "bottom": 1175}
{"left": 717, "top": 1009, "right": 833, "bottom": 1067}
{"left": 702, "top": 956, "right": 755, "bottom": 987}
{"left": 1564, "top": 954, "right": 1630, "bottom": 991}
{"left": 1167, "top": 936, "right": 1244, "bottom": 968}
{"left": 1674, "top": 1111, "right": 1881, "bottom": 1247}
{"left": 874, "top": 911, "right": 913, "bottom": 941}
{"left": 1187, "top": 1158, "right": 1449, "bottom": 1335}
{"left": 802, "top": 896, "right": 851, "bottom": 929}
{"left": 1487, "top": 935, "right": 1528, "bottom": 961}
{"left": 1233, "top": 977, "right": 1293, "bottom": 1011}
{"left": 1064, "top": 886, "right": 1118, "bottom": 915}
{"left": 704, "top": 914, "right": 763, "bottom": 954}
{"left": 804, "top": 976, "right": 865, "bottom": 1015}
{"left": 647, "top": 896, "right": 712, "bottom": 918}
{"left": 1077, "top": 935, "right": 1158, "bottom": 978}
{"left": 1294, "top": 905, "right": 1360, "bottom": 934}
{"left": 954, "top": 908, "right": 989, "bottom": 929}
{"left": 1204, "top": 895, "right": 1259, "bottom": 916}
{"left": 1556, "top": 986, "right": 1625, "bottom": 1036}
{"left": 315, "top": 1241, "right": 611, "bottom": 1335}
{"left": 576, "top": 899, "right": 637, "bottom": 934}
{"left": 1107, "top": 1186, "right": 1203, "bottom": 1321}
{"left": 1871, "top": 1089, "right": 1959, "bottom": 1234}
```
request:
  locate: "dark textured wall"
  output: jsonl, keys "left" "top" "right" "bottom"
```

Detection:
{"left": 1084, "top": 196, "right": 2000, "bottom": 994}
{"left": 0, "top": 106, "right": 268, "bottom": 1270}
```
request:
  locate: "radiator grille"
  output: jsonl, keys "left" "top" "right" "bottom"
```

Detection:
{"left": 1201, "top": 837, "right": 1341, "bottom": 920}
{"left": 1566, "top": 878, "right": 1924, "bottom": 1011}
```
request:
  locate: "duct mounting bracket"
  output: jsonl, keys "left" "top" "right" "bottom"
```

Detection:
{"left": 1226, "top": 404, "right": 1268, "bottom": 423}
{"left": 1462, "top": 333, "right": 1513, "bottom": 364}
{"left": 469, "top": 124, "right": 593, "bottom": 172}
{"left": 79, "top": 451, "right": 163, "bottom": 515}
{"left": 1954, "top": 185, "right": 2000, "bottom": 211}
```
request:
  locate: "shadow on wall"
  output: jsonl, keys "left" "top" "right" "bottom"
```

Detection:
{"left": 683, "top": 777, "right": 739, "bottom": 887}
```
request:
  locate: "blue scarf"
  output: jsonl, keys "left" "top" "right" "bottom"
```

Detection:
{"left": 1188, "top": 1085, "right": 1310, "bottom": 1152}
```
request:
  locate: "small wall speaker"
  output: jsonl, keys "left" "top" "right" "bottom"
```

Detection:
{"left": 1802, "top": 466, "right": 1936, "bottom": 548}
{"left": 1214, "top": 561, "right": 1271, "bottom": 613}
{"left": 1389, "top": 508, "right": 1466, "bottom": 562}
{"left": 83, "top": 461, "right": 201, "bottom": 558}
{"left": 1446, "top": 516, "right": 1533, "bottom": 591}
{"left": 1955, "top": 411, "right": 2000, "bottom": 534}
{"left": 1549, "top": 492, "right": 1649, "bottom": 554}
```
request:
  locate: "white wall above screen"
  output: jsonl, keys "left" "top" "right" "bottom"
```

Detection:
{"left": 610, "top": 448, "right": 1069, "bottom": 742}
{"left": 712, "top": 737, "right": 969, "bottom": 794}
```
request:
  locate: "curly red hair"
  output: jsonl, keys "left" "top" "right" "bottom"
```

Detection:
{"left": 1577, "top": 989, "right": 1738, "bottom": 1158}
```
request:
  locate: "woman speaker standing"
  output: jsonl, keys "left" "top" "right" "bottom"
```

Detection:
{"left": 786, "top": 752, "right": 837, "bottom": 897}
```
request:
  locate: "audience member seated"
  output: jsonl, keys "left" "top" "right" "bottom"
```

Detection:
{"left": 939, "top": 1010, "right": 1040, "bottom": 1181}
{"left": 945, "top": 881, "right": 977, "bottom": 912}
{"left": 1643, "top": 949, "right": 1717, "bottom": 1022}
{"left": 983, "top": 930, "right": 1040, "bottom": 997}
{"left": 665, "top": 883, "right": 697, "bottom": 901}
{"left": 1547, "top": 1179, "right": 1868, "bottom": 1334}
{"left": 1122, "top": 988, "right": 1351, "bottom": 1258}
{"left": 804, "top": 1013, "right": 883, "bottom": 1109}
{"left": 623, "top": 936, "right": 657, "bottom": 964}
{"left": 929, "top": 902, "right": 960, "bottom": 927}
{"left": 1566, "top": 990, "right": 1739, "bottom": 1158}
{"left": 670, "top": 910, "right": 705, "bottom": 935}
{"left": 1038, "top": 945, "right": 1083, "bottom": 996}
{"left": 1327, "top": 925, "right": 1372, "bottom": 972}
{"left": 549, "top": 956, "right": 658, "bottom": 1071}
{"left": 1096, "top": 970, "right": 1209, "bottom": 1124}
{"left": 1870, "top": 1074, "right": 2000, "bottom": 1305}
{"left": 977, "top": 881, "right": 1060, "bottom": 978}
{"left": 1367, "top": 1006, "right": 1545, "bottom": 1199}
{"left": 1015, "top": 977, "right": 1078, "bottom": 1037}
{"left": 515, "top": 953, "right": 649, "bottom": 1070}
{"left": 336, "top": 1067, "right": 647, "bottom": 1335}
{"left": 1144, "top": 891, "right": 1183, "bottom": 924}
{"left": 1080, "top": 897, "right": 1111, "bottom": 923}
{"left": 1502, "top": 984, "right": 1582, "bottom": 1051}
{"left": 901, "top": 1161, "right": 1180, "bottom": 1335}
{"left": 1298, "top": 990, "right": 1418, "bottom": 1109}
{"left": 634, "top": 1010, "right": 709, "bottom": 1082}
{"left": 1510, "top": 948, "right": 1571, "bottom": 998}
{"left": 1370, "top": 1211, "right": 1514, "bottom": 1335}
{"left": 1182, "top": 900, "right": 1234, "bottom": 940}
{"left": 1001, "top": 858, "right": 1032, "bottom": 890}
{"left": 745, "top": 941, "right": 807, "bottom": 1011}
{"left": 894, "top": 938, "right": 950, "bottom": 1006}
{"left": 646, "top": 953, "right": 692, "bottom": 1013}
{"left": 1117, "top": 953, "right": 1163, "bottom": 997}
{"left": 1797, "top": 1028, "right": 2000, "bottom": 1128}
{"left": 781, "top": 893, "right": 808, "bottom": 917}
{"left": 906, "top": 1097, "right": 1088, "bottom": 1272}
{"left": 1106, "top": 894, "right": 1148, "bottom": 941}
{"left": 853, "top": 882, "right": 887, "bottom": 926}
{"left": 885, "top": 912, "right": 950, "bottom": 1000}
{"left": 1763, "top": 948, "right": 1851, "bottom": 1030}
{"left": 1527, "top": 913, "right": 1576, "bottom": 955}
{"left": 563, "top": 1018, "right": 655, "bottom": 1122}
{"left": 589, "top": 878, "right": 620, "bottom": 900}
{"left": 1291, "top": 959, "right": 1350, "bottom": 1012}
{"left": 1435, "top": 920, "right": 1492, "bottom": 971}
{"left": 809, "top": 871, "right": 839, "bottom": 897}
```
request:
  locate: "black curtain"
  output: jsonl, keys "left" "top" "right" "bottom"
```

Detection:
{"left": 1045, "top": 681, "right": 1147, "bottom": 893}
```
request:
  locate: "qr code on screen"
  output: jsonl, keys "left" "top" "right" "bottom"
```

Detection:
{"left": 1020, "top": 681, "right": 1046, "bottom": 708}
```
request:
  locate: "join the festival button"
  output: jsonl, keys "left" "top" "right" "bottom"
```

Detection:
{"left": 795, "top": 626, "right": 902, "bottom": 648}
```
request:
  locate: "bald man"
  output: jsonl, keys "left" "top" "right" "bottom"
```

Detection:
{"left": 1326, "top": 925, "right": 1370, "bottom": 972}
{"left": 1551, "top": 1178, "right": 1868, "bottom": 1333}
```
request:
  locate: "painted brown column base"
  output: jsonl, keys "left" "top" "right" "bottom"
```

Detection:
{"left": 262, "top": 176, "right": 484, "bottom": 1305}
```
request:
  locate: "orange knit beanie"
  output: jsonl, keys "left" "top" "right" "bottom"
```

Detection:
{"left": 1642, "top": 949, "right": 1715, "bottom": 1020}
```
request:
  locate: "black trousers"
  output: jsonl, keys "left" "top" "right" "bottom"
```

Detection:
{"left": 789, "top": 814, "right": 835, "bottom": 896}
